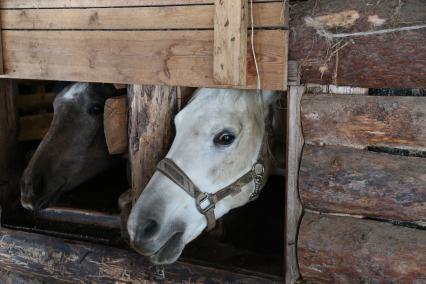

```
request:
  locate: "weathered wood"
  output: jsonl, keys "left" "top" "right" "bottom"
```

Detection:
{"left": 0, "top": 0, "right": 277, "bottom": 8}
{"left": 300, "top": 145, "right": 426, "bottom": 223}
{"left": 289, "top": 0, "right": 426, "bottom": 88}
{"left": 2, "top": 2, "right": 284, "bottom": 30}
{"left": 1, "top": 30, "right": 288, "bottom": 90}
{"left": 0, "top": 8, "right": 4, "bottom": 74}
{"left": 18, "top": 113, "right": 53, "bottom": 141}
{"left": 285, "top": 86, "right": 304, "bottom": 283}
{"left": 128, "top": 85, "right": 176, "bottom": 202}
{"left": 301, "top": 94, "right": 426, "bottom": 152}
{"left": 104, "top": 96, "right": 128, "bottom": 155}
{"left": 298, "top": 213, "right": 426, "bottom": 283}
{"left": 213, "top": 0, "right": 248, "bottom": 86}
{"left": 0, "top": 227, "right": 279, "bottom": 283}
{"left": 0, "top": 80, "right": 19, "bottom": 208}
{"left": 17, "top": 93, "right": 55, "bottom": 112}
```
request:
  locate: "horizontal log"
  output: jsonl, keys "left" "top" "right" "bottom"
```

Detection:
{"left": 1, "top": 3, "right": 285, "bottom": 30}
{"left": 1, "top": 30, "right": 287, "bottom": 90}
{"left": 35, "top": 207, "right": 121, "bottom": 229}
{"left": 300, "top": 145, "right": 426, "bottom": 223}
{"left": 301, "top": 94, "right": 426, "bottom": 152}
{"left": 18, "top": 113, "right": 53, "bottom": 141}
{"left": 289, "top": 0, "right": 426, "bottom": 88}
{"left": 0, "top": 228, "right": 279, "bottom": 283}
{"left": 1, "top": 0, "right": 277, "bottom": 9}
{"left": 17, "top": 93, "right": 55, "bottom": 112}
{"left": 298, "top": 213, "right": 426, "bottom": 283}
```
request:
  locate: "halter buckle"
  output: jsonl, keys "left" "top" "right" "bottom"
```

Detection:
{"left": 196, "top": 193, "right": 215, "bottom": 214}
{"left": 250, "top": 161, "right": 265, "bottom": 201}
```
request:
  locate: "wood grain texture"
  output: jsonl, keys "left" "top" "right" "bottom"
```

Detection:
{"left": 301, "top": 94, "right": 426, "bottom": 151}
{"left": 1, "top": 2, "right": 285, "bottom": 30}
{"left": 128, "top": 85, "right": 176, "bottom": 203}
{"left": 104, "top": 96, "right": 128, "bottom": 155}
{"left": 213, "top": 0, "right": 247, "bottom": 86}
{"left": 298, "top": 213, "right": 426, "bottom": 283}
{"left": 1, "top": 30, "right": 288, "bottom": 90}
{"left": 285, "top": 86, "right": 304, "bottom": 284}
{"left": 18, "top": 113, "right": 53, "bottom": 141}
{"left": 0, "top": 80, "right": 19, "bottom": 208}
{"left": 1, "top": 0, "right": 278, "bottom": 8}
{"left": 289, "top": 0, "right": 426, "bottom": 88}
{"left": 0, "top": 227, "right": 280, "bottom": 283}
{"left": 300, "top": 145, "right": 426, "bottom": 223}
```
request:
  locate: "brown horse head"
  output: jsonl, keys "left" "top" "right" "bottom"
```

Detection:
{"left": 21, "top": 83, "right": 119, "bottom": 211}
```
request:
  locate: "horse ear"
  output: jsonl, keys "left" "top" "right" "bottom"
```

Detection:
{"left": 262, "top": 90, "right": 280, "bottom": 106}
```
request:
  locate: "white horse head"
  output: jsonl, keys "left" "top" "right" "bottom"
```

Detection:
{"left": 127, "top": 88, "right": 280, "bottom": 264}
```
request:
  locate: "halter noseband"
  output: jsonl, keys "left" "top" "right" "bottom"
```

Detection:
{"left": 156, "top": 132, "right": 271, "bottom": 231}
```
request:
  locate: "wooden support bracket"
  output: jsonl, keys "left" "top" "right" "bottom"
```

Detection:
{"left": 213, "top": 0, "right": 248, "bottom": 87}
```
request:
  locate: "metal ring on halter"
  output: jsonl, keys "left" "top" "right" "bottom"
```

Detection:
{"left": 196, "top": 193, "right": 215, "bottom": 214}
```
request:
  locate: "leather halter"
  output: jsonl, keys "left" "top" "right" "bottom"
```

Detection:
{"left": 156, "top": 131, "right": 271, "bottom": 231}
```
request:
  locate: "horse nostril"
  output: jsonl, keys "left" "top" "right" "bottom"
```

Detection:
{"left": 136, "top": 219, "right": 160, "bottom": 241}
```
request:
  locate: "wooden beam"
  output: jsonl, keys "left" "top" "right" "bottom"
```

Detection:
{"left": 0, "top": 80, "right": 19, "bottom": 208}
{"left": 213, "top": 0, "right": 248, "bottom": 86}
{"left": 301, "top": 94, "right": 426, "bottom": 152}
{"left": 300, "top": 145, "right": 426, "bottom": 223}
{"left": 104, "top": 96, "right": 128, "bottom": 155}
{"left": 0, "top": 227, "right": 280, "bottom": 283}
{"left": 289, "top": 0, "right": 426, "bottom": 88}
{"left": 128, "top": 85, "right": 176, "bottom": 202}
{"left": 1, "top": 2, "right": 285, "bottom": 30}
{"left": 0, "top": 0, "right": 278, "bottom": 8}
{"left": 285, "top": 86, "right": 304, "bottom": 283}
{"left": 18, "top": 113, "right": 53, "bottom": 141}
{"left": 298, "top": 213, "right": 426, "bottom": 283}
{"left": 1, "top": 30, "right": 288, "bottom": 90}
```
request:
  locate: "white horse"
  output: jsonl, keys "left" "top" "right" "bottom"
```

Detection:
{"left": 127, "top": 88, "right": 284, "bottom": 264}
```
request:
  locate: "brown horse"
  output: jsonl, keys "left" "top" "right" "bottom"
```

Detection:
{"left": 20, "top": 83, "right": 120, "bottom": 211}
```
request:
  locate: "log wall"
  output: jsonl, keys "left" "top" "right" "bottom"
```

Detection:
{"left": 289, "top": 0, "right": 426, "bottom": 88}
{"left": 297, "top": 92, "right": 426, "bottom": 282}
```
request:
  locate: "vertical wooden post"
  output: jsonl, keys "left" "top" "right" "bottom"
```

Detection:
{"left": 213, "top": 0, "right": 248, "bottom": 86}
{"left": 285, "top": 86, "right": 305, "bottom": 283}
{"left": 128, "top": 85, "right": 177, "bottom": 203}
{"left": 0, "top": 80, "right": 19, "bottom": 210}
{"left": 0, "top": 9, "right": 4, "bottom": 74}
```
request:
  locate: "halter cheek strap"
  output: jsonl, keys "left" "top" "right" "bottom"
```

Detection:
{"left": 156, "top": 134, "right": 270, "bottom": 231}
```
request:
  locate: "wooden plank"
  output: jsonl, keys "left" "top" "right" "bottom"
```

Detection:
{"left": 1, "top": 0, "right": 278, "bottom": 8}
{"left": 213, "top": 0, "right": 248, "bottom": 86}
{"left": 0, "top": 227, "right": 280, "bottom": 283}
{"left": 104, "top": 96, "right": 128, "bottom": 155}
{"left": 0, "top": 80, "right": 19, "bottom": 208}
{"left": 0, "top": 9, "right": 4, "bottom": 74}
{"left": 301, "top": 94, "right": 426, "bottom": 151}
{"left": 298, "top": 213, "right": 426, "bottom": 283}
{"left": 128, "top": 85, "right": 176, "bottom": 202}
{"left": 289, "top": 0, "right": 426, "bottom": 88}
{"left": 1, "top": 3, "right": 285, "bottom": 30}
{"left": 17, "top": 93, "right": 55, "bottom": 112}
{"left": 284, "top": 86, "right": 304, "bottom": 284}
{"left": 300, "top": 145, "right": 426, "bottom": 223}
{"left": 18, "top": 113, "right": 53, "bottom": 141}
{"left": 1, "top": 30, "right": 288, "bottom": 90}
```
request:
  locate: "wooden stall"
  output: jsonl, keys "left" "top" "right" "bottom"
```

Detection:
{"left": 1, "top": 0, "right": 426, "bottom": 283}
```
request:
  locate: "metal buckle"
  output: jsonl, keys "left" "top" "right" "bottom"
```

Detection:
{"left": 250, "top": 161, "right": 265, "bottom": 201}
{"left": 196, "top": 193, "right": 215, "bottom": 214}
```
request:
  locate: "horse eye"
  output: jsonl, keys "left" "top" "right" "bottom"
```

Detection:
{"left": 88, "top": 104, "right": 104, "bottom": 115}
{"left": 214, "top": 131, "right": 236, "bottom": 147}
